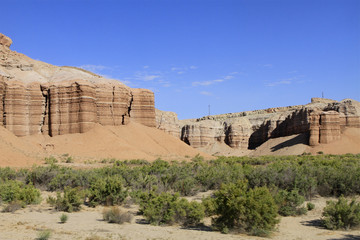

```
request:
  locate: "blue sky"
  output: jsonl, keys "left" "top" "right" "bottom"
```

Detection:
{"left": 2, "top": 0, "right": 359, "bottom": 119}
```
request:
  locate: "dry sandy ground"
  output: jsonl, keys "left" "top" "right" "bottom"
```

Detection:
{"left": 0, "top": 122, "right": 212, "bottom": 168}
{"left": 251, "top": 128, "right": 360, "bottom": 157}
{"left": 0, "top": 192, "right": 359, "bottom": 240}
{"left": 308, "top": 128, "right": 360, "bottom": 155}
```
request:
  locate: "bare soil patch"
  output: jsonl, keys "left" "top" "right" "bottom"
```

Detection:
{"left": 0, "top": 192, "right": 359, "bottom": 240}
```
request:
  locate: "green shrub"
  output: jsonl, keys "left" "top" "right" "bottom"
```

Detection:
{"left": 275, "top": 189, "right": 306, "bottom": 216}
{"left": 206, "top": 181, "right": 278, "bottom": 236}
{"left": 175, "top": 198, "right": 205, "bottom": 226}
{"left": 139, "top": 191, "right": 204, "bottom": 226}
{"left": 60, "top": 213, "right": 68, "bottom": 223}
{"left": 87, "top": 176, "right": 128, "bottom": 207}
{"left": 102, "top": 206, "right": 133, "bottom": 224}
{"left": 0, "top": 167, "right": 17, "bottom": 181}
{"left": 48, "top": 187, "right": 82, "bottom": 212}
{"left": 322, "top": 196, "right": 360, "bottom": 230}
{"left": 307, "top": 202, "right": 315, "bottom": 211}
{"left": 0, "top": 180, "right": 41, "bottom": 205}
{"left": 45, "top": 156, "right": 58, "bottom": 164}
{"left": 65, "top": 156, "right": 74, "bottom": 163}
{"left": 36, "top": 229, "right": 51, "bottom": 240}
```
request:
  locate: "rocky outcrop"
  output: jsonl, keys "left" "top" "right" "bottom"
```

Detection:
{"left": 156, "top": 99, "right": 360, "bottom": 151}
{"left": 181, "top": 120, "right": 225, "bottom": 148}
{"left": 0, "top": 34, "right": 12, "bottom": 48}
{"left": 0, "top": 33, "right": 156, "bottom": 137}
{"left": 155, "top": 109, "right": 181, "bottom": 138}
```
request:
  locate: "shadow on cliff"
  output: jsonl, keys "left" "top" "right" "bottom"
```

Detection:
{"left": 270, "top": 133, "right": 309, "bottom": 152}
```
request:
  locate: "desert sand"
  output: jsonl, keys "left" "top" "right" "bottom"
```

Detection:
{"left": 0, "top": 192, "right": 359, "bottom": 240}
{"left": 251, "top": 128, "right": 360, "bottom": 157}
{"left": 0, "top": 122, "right": 212, "bottom": 168}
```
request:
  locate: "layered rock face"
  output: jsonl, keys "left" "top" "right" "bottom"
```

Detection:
{"left": 156, "top": 98, "right": 360, "bottom": 151}
{"left": 155, "top": 109, "right": 181, "bottom": 138}
{"left": 0, "top": 33, "right": 155, "bottom": 137}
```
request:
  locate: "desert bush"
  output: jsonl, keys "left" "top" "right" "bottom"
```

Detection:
{"left": 205, "top": 181, "right": 278, "bottom": 236}
{"left": 0, "top": 180, "right": 41, "bottom": 205}
{"left": 25, "top": 165, "right": 60, "bottom": 190}
{"left": 0, "top": 167, "right": 17, "bottom": 181}
{"left": 36, "top": 229, "right": 51, "bottom": 240}
{"left": 44, "top": 156, "right": 58, "bottom": 164}
{"left": 60, "top": 213, "right": 68, "bottom": 223}
{"left": 322, "top": 196, "right": 360, "bottom": 230}
{"left": 2, "top": 200, "right": 23, "bottom": 212}
{"left": 307, "top": 202, "right": 315, "bottom": 211}
{"left": 48, "top": 167, "right": 88, "bottom": 191}
{"left": 48, "top": 187, "right": 82, "bottom": 212}
{"left": 274, "top": 189, "right": 306, "bottom": 216}
{"left": 87, "top": 176, "right": 128, "bottom": 207}
{"left": 102, "top": 206, "right": 133, "bottom": 224}
{"left": 65, "top": 156, "right": 74, "bottom": 163}
{"left": 139, "top": 191, "right": 205, "bottom": 226}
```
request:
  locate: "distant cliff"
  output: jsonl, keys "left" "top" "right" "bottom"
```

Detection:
{"left": 0, "top": 33, "right": 155, "bottom": 137}
{"left": 156, "top": 98, "right": 360, "bottom": 151}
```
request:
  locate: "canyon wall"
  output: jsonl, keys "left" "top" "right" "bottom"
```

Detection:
{"left": 156, "top": 98, "right": 360, "bottom": 151}
{"left": 0, "top": 33, "right": 155, "bottom": 137}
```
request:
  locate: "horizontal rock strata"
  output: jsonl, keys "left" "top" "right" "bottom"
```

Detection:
{"left": 0, "top": 33, "right": 156, "bottom": 137}
{"left": 156, "top": 99, "right": 360, "bottom": 150}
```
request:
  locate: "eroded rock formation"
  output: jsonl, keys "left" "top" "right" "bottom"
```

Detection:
{"left": 156, "top": 98, "right": 360, "bottom": 151}
{"left": 0, "top": 33, "right": 155, "bottom": 137}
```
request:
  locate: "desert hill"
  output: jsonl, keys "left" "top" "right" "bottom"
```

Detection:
{"left": 0, "top": 122, "right": 210, "bottom": 167}
{"left": 0, "top": 33, "right": 210, "bottom": 167}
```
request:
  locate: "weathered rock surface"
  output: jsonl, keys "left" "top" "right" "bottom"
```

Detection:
{"left": 0, "top": 33, "right": 155, "bottom": 137}
{"left": 156, "top": 99, "right": 360, "bottom": 152}
{"left": 155, "top": 109, "right": 181, "bottom": 138}
{"left": 0, "top": 34, "right": 12, "bottom": 48}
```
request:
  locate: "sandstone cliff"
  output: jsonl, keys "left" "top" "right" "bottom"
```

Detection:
{"left": 156, "top": 98, "right": 360, "bottom": 154}
{"left": 0, "top": 33, "right": 155, "bottom": 137}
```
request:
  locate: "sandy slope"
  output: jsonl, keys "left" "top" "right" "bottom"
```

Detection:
{"left": 251, "top": 133, "right": 310, "bottom": 156}
{"left": 309, "top": 128, "right": 360, "bottom": 155}
{"left": 0, "top": 122, "right": 211, "bottom": 167}
{"left": 251, "top": 128, "right": 360, "bottom": 156}
{"left": 0, "top": 192, "right": 359, "bottom": 240}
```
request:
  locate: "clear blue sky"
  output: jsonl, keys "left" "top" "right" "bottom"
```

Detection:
{"left": 2, "top": 0, "right": 359, "bottom": 119}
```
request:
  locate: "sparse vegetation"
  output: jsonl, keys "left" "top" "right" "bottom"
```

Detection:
{"left": 0, "top": 154, "right": 360, "bottom": 236}
{"left": 307, "top": 202, "right": 315, "bottom": 211}
{"left": 36, "top": 229, "right": 51, "bottom": 240}
{"left": 44, "top": 156, "right": 58, "bottom": 164}
{"left": 59, "top": 213, "right": 68, "bottom": 223}
{"left": 102, "top": 206, "right": 133, "bottom": 224}
{"left": 2, "top": 200, "right": 23, "bottom": 212}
